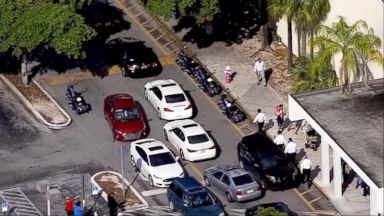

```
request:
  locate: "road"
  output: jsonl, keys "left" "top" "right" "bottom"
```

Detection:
{"left": 0, "top": 2, "right": 312, "bottom": 215}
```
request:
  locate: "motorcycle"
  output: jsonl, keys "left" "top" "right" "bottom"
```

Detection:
{"left": 205, "top": 78, "right": 222, "bottom": 96}
{"left": 218, "top": 93, "right": 232, "bottom": 111}
{"left": 65, "top": 82, "right": 91, "bottom": 115}
{"left": 222, "top": 103, "right": 246, "bottom": 123}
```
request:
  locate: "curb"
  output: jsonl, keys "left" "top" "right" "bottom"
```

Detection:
{"left": 90, "top": 171, "right": 148, "bottom": 212}
{"left": 0, "top": 74, "right": 72, "bottom": 129}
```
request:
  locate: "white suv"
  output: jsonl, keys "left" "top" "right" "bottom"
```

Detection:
{"left": 130, "top": 138, "right": 184, "bottom": 187}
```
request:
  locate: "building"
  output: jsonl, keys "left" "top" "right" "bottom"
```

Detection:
{"left": 275, "top": 0, "right": 384, "bottom": 79}
{"left": 288, "top": 79, "right": 384, "bottom": 215}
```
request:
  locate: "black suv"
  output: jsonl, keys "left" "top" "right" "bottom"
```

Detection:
{"left": 237, "top": 133, "right": 300, "bottom": 190}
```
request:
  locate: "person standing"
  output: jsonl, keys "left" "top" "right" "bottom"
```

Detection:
{"left": 73, "top": 201, "right": 84, "bottom": 216}
{"left": 274, "top": 104, "right": 286, "bottom": 131}
{"left": 284, "top": 138, "right": 297, "bottom": 163}
{"left": 253, "top": 109, "right": 267, "bottom": 133}
{"left": 300, "top": 156, "right": 312, "bottom": 184}
{"left": 273, "top": 130, "right": 286, "bottom": 151}
{"left": 64, "top": 196, "right": 74, "bottom": 216}
{"left": 253, "top": 58, "right": 267, "bottom": 86}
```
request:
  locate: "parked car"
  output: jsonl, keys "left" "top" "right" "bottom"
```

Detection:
{"left": 167, "top": 176, "right": 226, "bottom": 216}
{"left": 203, "top": 165, "right": 263, "bottom": 202}
{"left": 130, "top": 138, "right": 184, "bottom": 187}
{"left": 144, "top": 79, "right": 193, "bottom": 120}
{"left": 237, "top": 133, "right": 300, "bottom": 190}
{"left": 245, "top": 202, "right": 298, "bottom": 216}
{"left": 103, "top": 93, "right": 147, "bottom": 141}
{"left": 163, "top": 119, "right": 216, "bottom": 161}
{"left": 121, "top": 48, "right": 160, "bottom": 77}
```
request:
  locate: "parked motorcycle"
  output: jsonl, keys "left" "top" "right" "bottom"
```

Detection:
{"left": 65, "top": 82, "right": 91, "bottom": 115}
{"left": 218, "top": 93, "right": 232, "bottom": 111}
{"left": 205, "top": 78, "right": 222, "bottom": 96}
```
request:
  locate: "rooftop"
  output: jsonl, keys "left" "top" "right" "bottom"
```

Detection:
{"left": 291, "top": 79, "right": 384, "bottom": 187}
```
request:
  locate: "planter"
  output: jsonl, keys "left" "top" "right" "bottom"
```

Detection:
{"left": 0, "top": 74, "right": 71, "bottom": 129}
{"left": 90, "top": 171, "right": 148, "bottom": 212}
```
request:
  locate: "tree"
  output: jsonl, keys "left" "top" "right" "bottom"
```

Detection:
{"left": 0, "top": 1, "right": 96, "bottom": 84}
{"left": 253, "top": 207, "right": 288, "bottom": 216}
{"left": 293, "top": 0, "right": 330, "bottom": 57}
{"left": 268, "top": 0, "right": 300, "bottom": 73}
{"left": 144, "top": 0, "right": 220, "bottom": 23}
{"left": 312, "top": 17, "right": 383, "bottom": 94}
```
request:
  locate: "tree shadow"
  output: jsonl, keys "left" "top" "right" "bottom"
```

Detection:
{"left": 172, "top": 0, "right": 268, "bottom": 48}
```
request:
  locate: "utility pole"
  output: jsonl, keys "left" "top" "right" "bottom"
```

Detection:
{"left": 120, "top": 145, "right": 125, "bottom": 198}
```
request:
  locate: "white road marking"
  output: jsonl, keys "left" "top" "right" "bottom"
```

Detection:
{"left": 141, "top": 188, "right": 167, "bottom": 197}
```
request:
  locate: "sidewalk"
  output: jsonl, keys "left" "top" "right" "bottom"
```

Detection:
{"left": 165, "top": 20, "right": 370, "bottom": 215}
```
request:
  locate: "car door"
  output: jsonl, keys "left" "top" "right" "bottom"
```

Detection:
{"left": 210, "top": 171, "right": 224, "bottom": 190}
{"left": 135, "top": 147, "right": 149, "bottom": 177}
{"left": 149, "top": 87, "right": 162, "bottom": 110}
{"left": 169, "top": 128, "right": 185, "bottom": 150}
{"left": 173, "top": 186, "right": 186, "bottom": 213}
{"left": 218, "top": 174, "right": 231, "bottom": 193}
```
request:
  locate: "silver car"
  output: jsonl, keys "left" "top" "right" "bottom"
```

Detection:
{"left": 203, "top": 165, "right": 263, "bottom": 202}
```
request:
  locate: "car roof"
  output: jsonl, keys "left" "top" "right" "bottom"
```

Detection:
{"left": 172, "top": 177, "right": 207, "bottom": 196}
{"left": 226, "top": 168, "right": 250, "bottom": 178}
{"left": 149, "top": 79, "right": 184, "bottom": 95}
{"left": 178, "top": 120, "right": 206, "bottom": 136}
{"left": 108, "top": 94, "right": 135, "bottom": 109}
{"left": 240, "top": 133, "right": 282, "bottom": 156}
{"left": 133, "top": 139, "right": 169, "bottom": 155}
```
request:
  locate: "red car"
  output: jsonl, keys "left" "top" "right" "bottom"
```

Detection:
{"left": 104, "top": 94, "right": 147, "bottom": 141}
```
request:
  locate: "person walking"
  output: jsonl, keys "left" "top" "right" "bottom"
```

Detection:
{"left": 342, "top": 162, "right": 352, "bottom": 188}
{"left": 361, "top": 181, "right": 370, "bottom": 196}
{"left": 73, "top": 201, "right": 84, "bottom": 216}
{"left": 253, "top": 109, "right": 267, "bottom": 133}
{"left": 284, "top": 138, "right": 297, "bottom": 163}
{"left": 253, "top": 58, "right": 267, "bottom": 86}
{"left": 273, "top": 130, "right": 286, "bottom": 151}
{"left": 300, "top": 156, "right": 312, "bottom": 185}
{"left": 64, "top": 196, "right": 74, "bottom": 216}
{"left": 274, "top": 104, "right": 286, "bottom": 131}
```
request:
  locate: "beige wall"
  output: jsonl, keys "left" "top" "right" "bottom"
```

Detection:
{"left": 276, "top": 0, "right": 384, "bottom": 79}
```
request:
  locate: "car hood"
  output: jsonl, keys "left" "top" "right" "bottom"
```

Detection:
{"left": 186, "top": 204, "right": 223, "bottom": 216}
{"left": 113, "top": 118, "right": 144, "bottom": 133}
{"left": 152, "top": 162, "right": 183, "bottom": 179}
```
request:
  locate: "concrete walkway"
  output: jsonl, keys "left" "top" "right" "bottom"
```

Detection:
{"left": 167, "top": 21, "right": 370, "bottom": 215}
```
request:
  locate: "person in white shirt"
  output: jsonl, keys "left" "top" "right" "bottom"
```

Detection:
{"left": 284, "top": 138, "right": 297, "bottom": 163}
{"left": 273, "top": 130, "right": 286, "bottom": 151}
{"left": 300, "top": 156, "right": 312, "bottom": 184}
{"left": 253, "top": 58, "right": 267, "bottom": 86}
{"left": 253, "top": 109, "right": 267, "bottom": 133}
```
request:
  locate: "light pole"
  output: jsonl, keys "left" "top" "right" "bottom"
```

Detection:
{"left": 120, "top": 144, "right": 125, "bottom": 199}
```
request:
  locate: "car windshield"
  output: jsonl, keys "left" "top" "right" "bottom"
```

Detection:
{"left": 232, "top": 174, "right": 254, "bottom": 186}
{"left": 165, "top": 94, "right": 186, "bottom": 103}
{"left": 114, "top": 108, "right": 140, "bottom": 121}
{"left": 187, "top": 134, "right": 209, "bottom": 144}
{"left": 190, "top": 192, "right": 214, "bottom": 208}
{"left": 259, "top": 154, "right": 286, "bottom": 169}
{"left": 149, "top": 152, "right": 175, "bottom": 167}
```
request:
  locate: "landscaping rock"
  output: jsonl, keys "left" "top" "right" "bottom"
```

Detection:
{"left": 36, "top": 180, "right": 50, "bottom": 193}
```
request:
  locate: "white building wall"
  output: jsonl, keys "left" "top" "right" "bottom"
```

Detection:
{"left": 275, "top": 0, "right": 384, "bottom": 79}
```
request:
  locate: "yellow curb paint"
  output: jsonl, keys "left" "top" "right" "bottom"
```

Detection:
{"left": 293, "top": 188, "right": 317, "bottom": 211}
{"left": 159, "top": 55, "right": 175, "bottom": 65}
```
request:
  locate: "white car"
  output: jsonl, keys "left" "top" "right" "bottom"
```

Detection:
{"left": 130, "top": 138, "right": 184, "bottom": 187}
{"left": 144, "top": 79, "right": 193, "bottom": 120}
{"left": 163, "top": 119, "right": 216, "bottom": 161}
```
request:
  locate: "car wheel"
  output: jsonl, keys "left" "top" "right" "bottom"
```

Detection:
{"left": 204, "top": 176, "right": 211, "bottom": 186}
{"left": 131, "top": 156, "right": 136, "bottom": 168}
{"left": 180, "top": 149, "right": 185, "bottom": 160}
{"left": 148, "top": 175, "right": 154, "bottom": 187}
{"left": 226, "top": 192, "right": 233, "bottom": 202}
{"left": 163, "top": 129, "right": 168, "bottom": 141}
{"left": 169, "top": 200, "right": 175, "bottom": 212}
{"left": 144, "top": 88, "right": 148, "bottom": 100}
{"left": 239, "top": 160, "right": 244, "bottom": 168}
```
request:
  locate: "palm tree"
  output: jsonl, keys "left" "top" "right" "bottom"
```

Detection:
{"left": 312, "top": 17, "right": 383, "bottom": 94}
{"left": 293, "top": 0, "right": 330, "bottom": 57}
{"left": 268, "top": 0, "right": 300, "bottom": 73}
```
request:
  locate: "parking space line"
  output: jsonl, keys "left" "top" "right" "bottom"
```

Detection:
{"left": 185, "top": 162, "right": 204, "bottom": 181}
{"left": 141, "top": 188, "right": 167, "bottom": 197}
{"left": 238, "top": 123, "right": 250, "bottom": 129}
{"left": 309, "top": 196, "right": 324, "bottom": 204}
{"left": 300, "top": 189, "right": 312, "bottom": 195}
{"left": 293, "top": 188, "right": 317, "bottom": 211}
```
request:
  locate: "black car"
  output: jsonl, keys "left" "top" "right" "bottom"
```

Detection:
{"left": 121, "top": 47, "right": 160, "bottom": 77}
{"left": 237, "top": 133, "right": 300, "bottom": 190}
{"left": 245, "top": 202, "right": 298, "bottom": 216}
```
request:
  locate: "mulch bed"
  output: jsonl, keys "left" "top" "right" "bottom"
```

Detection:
{"left": 5, "top": 74, "right": 67, "bottom": 124}
{"left": 94, "top": 172, "right": 143, "bottom": 207}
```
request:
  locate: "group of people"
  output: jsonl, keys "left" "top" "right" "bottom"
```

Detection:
{"left": 64, "top": 196, "right": 84, "bottom": 216}
{"left": 252, "top": 104, "right": 286, "bottom": 134}
{"left": 222, "top": 58, "right": 267, "bottom": 86}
